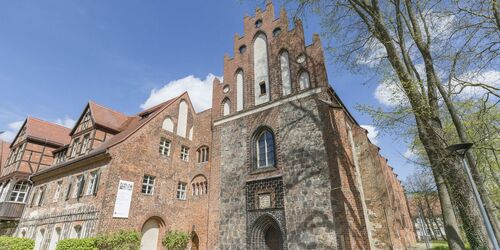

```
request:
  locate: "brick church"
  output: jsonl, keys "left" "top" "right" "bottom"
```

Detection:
{"left": 0, "top": 2, "right": 415, "bottom": 249}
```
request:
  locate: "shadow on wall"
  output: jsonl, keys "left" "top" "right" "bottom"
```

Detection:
{"left": 279, "top": 98, "right": 369, "bottom": 249}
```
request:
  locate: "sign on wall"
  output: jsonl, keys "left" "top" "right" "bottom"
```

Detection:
{"left": 113, "top": 180, "right": 134, "bottom": 218}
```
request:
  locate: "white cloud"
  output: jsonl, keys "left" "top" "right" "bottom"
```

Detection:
{"left": 404, "top": 147, "right": 418, "bottom": 159}
{"left": 374, "top": 79, "right": 409, "bottom": 107}
{"left": 54, "top": 117, "right": 76, "bottom": 128}
{"left": 356, "top": 38, "right": 386, "bottom": 67}
{"left": 140, "top": 74, "right": 219, "bottom": 112}
{"left": 452, "top": 70, "right": 500, "bottom": 98}
{"left": 361, "top": 125, "right": 379, "bottom": 144}
{"left": 0, "top": 120, "right": 24, "bottom": 142}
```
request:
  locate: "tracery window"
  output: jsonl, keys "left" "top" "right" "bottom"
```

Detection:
{"left": 197, "top": 146, "right": 209, "bottom": 163}
{"left": 255, "top": 129, "right": 276, "bottom": 168}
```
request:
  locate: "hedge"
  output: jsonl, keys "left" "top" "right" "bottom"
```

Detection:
{"left": 0, "top": 236, "right": 34, "bottom": 250}
{"left": 95, "top": 230, "right": 140, "bottom": 250}
{"left": 162, "top": 230, "right": 190, "bottom": 250}
{"left": 56, "top": 238, "right": 97, "bottom": 250}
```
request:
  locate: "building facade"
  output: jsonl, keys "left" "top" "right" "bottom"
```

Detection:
{"left": 0, "top": 2, "right": 415, "bottom": 249}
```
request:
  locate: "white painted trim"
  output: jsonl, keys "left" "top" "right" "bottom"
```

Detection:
{"left": 214, "top": 88, "right": 322, "bottom": 126}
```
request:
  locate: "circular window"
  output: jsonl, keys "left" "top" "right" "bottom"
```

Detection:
{"left": 297, "top": 54, "right": 306, "bottom": 64}
{"left": 223, "top": 85, "right": 230, "bottom": 93}
{"left": 272, "top": 28, "right": 282, "bottom": 37}
{"left": 239, "top": 45, "right": 247, "bottom": 54}
{"left": 255, "top": 19, "right": 263, "bottom": 28}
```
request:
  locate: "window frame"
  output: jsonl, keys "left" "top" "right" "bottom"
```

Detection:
{"left": 53, "top": 181, "right": 63, "bottom": 202}
{"left": 176, "top": 182, "right": 187, "bottom": 200}
{"left": 180, "top": 146, "right": 189, "bottom": 162}
{"left": 86, "top": 171, "right": 99, "bottom": 196}
{"left": 141, "top": 175, "right": 155, "bottom": 195}
{"left": 252, "top": 127, "right": 277, "bottom": 172}
{"left": 8, "top": 181, "right": 30, "bottom": 203}
{"left": 159, "top": 137, "right": 171, "bottom": 156}
{"left": 197, "top": 146, "right": 209, "bottom": 163}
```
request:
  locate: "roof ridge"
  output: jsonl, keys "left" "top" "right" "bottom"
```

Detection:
{"left": 136, "top": 96, "right": 177, "bottom": 116}
{"left": 89, "top": 100, "right": 129, "bottom": 118}
{"left": 28, "top": 116, "right": 71, "bottom": 130}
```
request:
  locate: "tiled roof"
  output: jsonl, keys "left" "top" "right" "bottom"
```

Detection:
{"left": 24, "top": 117, "right": 71, "bottom": 146}
{"left": 94, "top": 96, "right": 179, "bottom": 151}
{"left": 88, "top": 101, "right": 129, "bottom": 132}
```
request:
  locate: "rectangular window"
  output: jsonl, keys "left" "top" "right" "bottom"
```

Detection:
{"left": 70, "top": 138, "right": 80, "bottom": 157}
{"left": 159, "top": 138, "right": 171, "bottom": 156}
{"left": 53, "top": 181, "right": 63, "bottom": 202}
{"left": 259, "top": 81, "right": 267, "bottom": 95}
{"left": 180, "top": 146, "right": 189, "bottom": 161}
{"left": 9, "top": 181, "right": 29, "bottom": 203}
{"left": 37, "top": 186, "right": 46, "bottom": 206}
{"left": 86, "top": 172, "right": 99, "bottom": 195}
{"left": 15, "top": 143, "right": 25, "bottom": 162}
{"left": 65, "top": 180, "right": 72, "bottom": 201}
{"left": 176, "top": 182, "right": 187, "bottom": 200}
{"left": 141, "top": 175, "right": 155, "bottom": 195}
{"left": 73, "top": 175, "right": 85, "bottom": 198}
{"left": 80, "top": 134, "right": 91, "bottom": 154}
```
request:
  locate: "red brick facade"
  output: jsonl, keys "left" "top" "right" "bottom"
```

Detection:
{"left": 0, "top": 2, "right": 415, "bottom": 249}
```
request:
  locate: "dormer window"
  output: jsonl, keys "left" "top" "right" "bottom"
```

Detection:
{"left": 255, "top": 19, "right": 263, "bottom": 28}
{"left": 81, "top": 110, "right": 91, "bottom": 130}
{"left": 70, "top": 138, "right": 80, "bottom": 157}
{"left": 259, "top": 81, "right": 267, "bottom": 95}
{"left": 80, "top": 134, "right": 91, "bottom": 154}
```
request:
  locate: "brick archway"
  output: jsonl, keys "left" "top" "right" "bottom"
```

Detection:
{"left": 249, "top": 215, "right": 285, "bottom": 250}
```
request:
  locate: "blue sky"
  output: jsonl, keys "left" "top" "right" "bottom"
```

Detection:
{"left": 0, "top": 0, "right": 416, "bottom": 179}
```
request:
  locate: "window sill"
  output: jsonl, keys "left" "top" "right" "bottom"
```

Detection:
{"left": 250, "top": 166, "right": 277, "bottom": 175}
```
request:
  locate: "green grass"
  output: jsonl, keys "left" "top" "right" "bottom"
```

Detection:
{"left": 430, "top": 240, "right": 471, "bottom": 250}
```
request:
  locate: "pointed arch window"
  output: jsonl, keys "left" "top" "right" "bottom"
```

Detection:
{"left": 162, "top": 117, "right": 174, "bottom": 132}
{"left": 222, "top": 99, "right": 231, "bottom": 116}
{"left": 280, "top": 51, "right": 292, "bottom": 96}
{"left": 255, "top": 130, "right": 276, "bottom": 168}
{"left": 236, "top": 71, "right": 244, "bottom": 111}
{"left": 299, "top": 71, "right": 310, "bottom": 90}
{"left": 253, "top": 33, "right": 270, "bottom": 105}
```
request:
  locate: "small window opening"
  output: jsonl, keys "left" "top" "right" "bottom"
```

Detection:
{"left": 239, "top": 45, "right": 247, "bottom": 54}
{"left": 272, "top": 28, "right": 282, "bottom": 37}
{"left": 259, "top": 81, "right": 267, "bottom": 95}
{"left": 255, "top": 19, "right": 263, "bottom": 28}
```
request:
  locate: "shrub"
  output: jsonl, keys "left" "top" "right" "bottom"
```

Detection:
{"left": 0, "top": 236, "right": 34, "bottom": 250}
{"left": 55, "top": 238, "right": 97, "bottom": 250}
{"left": 162, "top": 230, "right": 190, "bottom": 250}
{"left": 95, "top": 230, "right": 140, "bottom": 250}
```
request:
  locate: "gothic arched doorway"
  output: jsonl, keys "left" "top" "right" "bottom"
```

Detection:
{"left": 249, "top": 215, "right": 284, "bottom": 250}
{"left": 140, "top": 219, "right": 160, "bottom": 250}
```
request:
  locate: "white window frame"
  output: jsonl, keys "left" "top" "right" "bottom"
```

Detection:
{"left": 70, "top": 138, "right": 80, "bottom": 157}
{"left": 80, "top": 134, "right": 91, "bottom": 154}
{"left": 176, "top": 182, "right": 187, "bottom": 200}
{"left": 53, "top": 181, "right": 63, "bottom": 202}
{"left": 256, "top": 131, "right": 275, "bottom": 168}
{"left": 141, "top": 175, "right": 155, "bottom": 195}
{"left": 86, "top": 172, "right": 98, "bottom": 195}
{"left": 9, "top": 181, "right": 29, "bottom": 203}
{"left": 73, "top": 175, "right": 83, "bottom": 198}
{"left": 159, "top": 138, "right": 171, "bottom": 156}
{"left": 180, "top": 146, "right": 189, "bottom": 162}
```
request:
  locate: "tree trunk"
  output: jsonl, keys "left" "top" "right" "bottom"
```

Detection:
{"left": 433, "top": 168, "right": 465, "bottom": 249}
{"left": 431, "top": 73, "right": 500, "bottom": 242}
{"left": 416, "top": 118, "right": 490, "bottom": 249}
